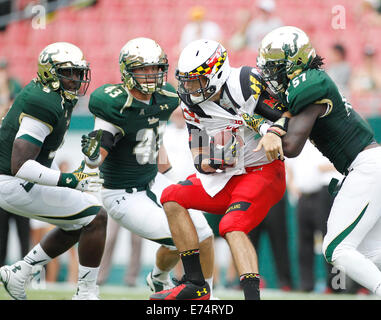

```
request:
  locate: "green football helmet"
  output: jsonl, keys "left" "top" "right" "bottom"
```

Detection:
{"left": 119, "top": 37, "right": 168, "bottom": 94}
{"left": 37, "top": 42, "right": 91, "bottom": 100}
{"left": 257, "top": 26, "right": 316, "bottom": 94}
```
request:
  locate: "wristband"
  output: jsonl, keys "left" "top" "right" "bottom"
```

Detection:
{"left": 267, "top": 127, "right": 283, "bottom": 137}
{"left": 84, "top": 155, "right": 102, "bottom": 167}
{"left": 271, "top": 117, "right": 289, "bottom": 132}
{"left": 259, "top": 123, "right": 270, "bottom": 136}
{"left": 57, "top": 173, "right": 78, "bottom": 188}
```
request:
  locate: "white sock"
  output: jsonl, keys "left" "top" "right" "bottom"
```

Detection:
{"left": 78, "top": 264, "right": 99, "bottom": 287}
{"left": 23, "top": 243, "right": 52, "bottom": 266}
{"left": 152, "top": 264, "right": 169, "bottom": 281}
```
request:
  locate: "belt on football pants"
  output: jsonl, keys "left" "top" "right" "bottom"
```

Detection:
{"left": 124, "top": 183, "right": 162, "bottom": 208}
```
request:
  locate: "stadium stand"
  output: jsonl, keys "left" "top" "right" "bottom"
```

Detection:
{"left": 0, "top": 1, "right": 380, "bottom": 100}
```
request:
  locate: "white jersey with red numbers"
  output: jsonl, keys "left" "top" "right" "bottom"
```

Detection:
{"left": 181, "top": 66, "right": 272, "bottom": 197}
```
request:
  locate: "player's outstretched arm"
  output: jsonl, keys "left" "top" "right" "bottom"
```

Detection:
{"left": 255, "top": 104, "right": 325, "bottom": 160}
{"left": 11, "top": 138, "right": 41, "bottom": 176}
{"left": 12, "top": 139, "right": 103, "bottom": 191}
{"left": 57, "top": 160, "right": 104, "bottom": 192}
{"left": 282, "top": 104, "right": 326, "bottom": 158}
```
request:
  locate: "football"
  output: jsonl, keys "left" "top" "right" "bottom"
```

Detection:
{"left": 212, "top": 130, "right": 234, "bottom": 146}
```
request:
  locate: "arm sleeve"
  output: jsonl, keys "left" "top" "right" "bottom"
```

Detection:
{"left": 93, "top": 117, "right": 122, "bottom": 136}
{"left": 90, "top": 117, "right": 123, "bottom": 153}
{"left": 15, "top": 116, "right": 51, "bottom": 147}
{"left": 15, "top": 159, "right": 60, "bottom": 186}
{"left": 255, "top": 90, "right": 288, "bottom": 122}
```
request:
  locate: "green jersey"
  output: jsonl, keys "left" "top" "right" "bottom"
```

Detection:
{"left": 89, "top": 83, "right": 179, "bottom": 189}
{"left": 0, "top": 79, "right": 75, "bottom": 174}
{"left": 285, "top": 69, "right": 374, "bottom": 174}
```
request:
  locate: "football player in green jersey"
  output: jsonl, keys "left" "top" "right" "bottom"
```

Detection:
{"left": 81, "top": 37, "right": 215, "bottom": 297}
{"left": 0, "top": 42, "right": 107, "bottom": 300}
{"left": 256, "top": 26, "right": 381, "bottom": 296}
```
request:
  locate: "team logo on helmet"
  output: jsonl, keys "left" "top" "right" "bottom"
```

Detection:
{"left": 190, "top": 45, "right": 227, "bottom": 76}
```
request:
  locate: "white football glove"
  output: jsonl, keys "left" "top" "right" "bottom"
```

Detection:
{"left": 75, "top": 175, "right": 104, "bottom": 192}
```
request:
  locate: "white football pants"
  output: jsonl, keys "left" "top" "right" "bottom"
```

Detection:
{"left": 322, "top": 147, "right": 381, "bottom": 294}
{"left": 0, "top": 175, "right": 102, "bottom": 231}
{"left": 101, "top": 172, "right": 213, "bottom": 250}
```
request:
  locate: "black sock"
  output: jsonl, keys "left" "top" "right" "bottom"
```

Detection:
{"left": 180, "top": 249, "right": 205, "bottom": 286}
{"left": 240, "top": 273, "right": 260, "bottom": 300}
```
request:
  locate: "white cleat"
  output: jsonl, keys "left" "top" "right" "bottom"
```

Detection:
{"left": 0, "top": 261, "right": 32, "bottom": 300}
{"left": 72, "top": 281, "right": 100, "bottom": 300}
{"left": 146, "top": 271, "right": 174, "bottom": 293}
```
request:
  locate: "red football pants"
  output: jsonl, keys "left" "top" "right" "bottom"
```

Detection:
{"left": 161, "top": 160, "right": 286, "bottom": 237}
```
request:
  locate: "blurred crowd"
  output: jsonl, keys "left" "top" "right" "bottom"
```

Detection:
{"left": 1, "top": 0, "right": 381, "bottom": 116}
{"left": 0, "top": 0, "right": 380, "bottom": 294}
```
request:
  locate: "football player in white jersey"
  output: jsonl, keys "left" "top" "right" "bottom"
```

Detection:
{"left": 150, "top": 39, "right": 288, "bottom": 300}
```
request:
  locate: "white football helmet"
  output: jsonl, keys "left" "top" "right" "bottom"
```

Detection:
{"left": 176, "top": 39, "right": 231, "bottom": 105}
{"left": 37, "top": 42, "right": 90, "bottom": 99}
{"left": 119, "top": 37, "right": 168, "bottom": 94}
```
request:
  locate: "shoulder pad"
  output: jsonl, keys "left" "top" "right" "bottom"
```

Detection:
{"left": 248, "top": 67, "right": 267, "bottom": 102}
{"left": 223, "top": 67, "right": 251, "bottom": 108}
{"left": 89, "top": 84, "right": 131, "bottom": 120}
{"left": 22, "top": 81, "right": 63, "bottom": 126}
{"left": 286, "top": 69, "right": 329, "bottom": 115}
{"left": 158, "top": 82, "right": 179, "bottom": 98}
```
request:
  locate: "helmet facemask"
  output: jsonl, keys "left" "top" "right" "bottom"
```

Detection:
{"left": 126, "top": 62, "right": 168, "bottom": 94}
{"left": 176, "top": 70, "right": 215, "bottom": 105}
{"left": 257, "top": 58, "right": 289, "bottom": 94}
{"left": 55, "top": 63, "right": 91, "bottom": 98}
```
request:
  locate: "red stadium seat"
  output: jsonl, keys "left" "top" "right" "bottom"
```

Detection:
{"left": 0, "top": 0, "right": 378, "bottom": 116}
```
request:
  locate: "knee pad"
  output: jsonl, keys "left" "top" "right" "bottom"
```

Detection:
{"left": 218, "top": 206, "right": 254, "bottom": 237}
{"left": 324, "top": 243, "right": 361, "bottom": 268}
{"left": 322, "top": 236, "right": 353, "bottom": 265}
{"left": 218, "top": 215, "right": 245, "bottom": 237}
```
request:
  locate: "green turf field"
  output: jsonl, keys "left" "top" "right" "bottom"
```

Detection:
{"left": 0, "top": 282, "right": 379, "bottom": 300}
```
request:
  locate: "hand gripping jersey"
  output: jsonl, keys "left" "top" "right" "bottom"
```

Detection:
{"left": 285, "top": 69, "right": 374, "bottom": 175}
{"left": 88, "top": 83, "right": 179, "bottom": 189}
{"left": 182, "top": 66, "right": 276, "bottom": 196}
{"left": 0, "top": 79, "right": 75, "bottom": 174}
